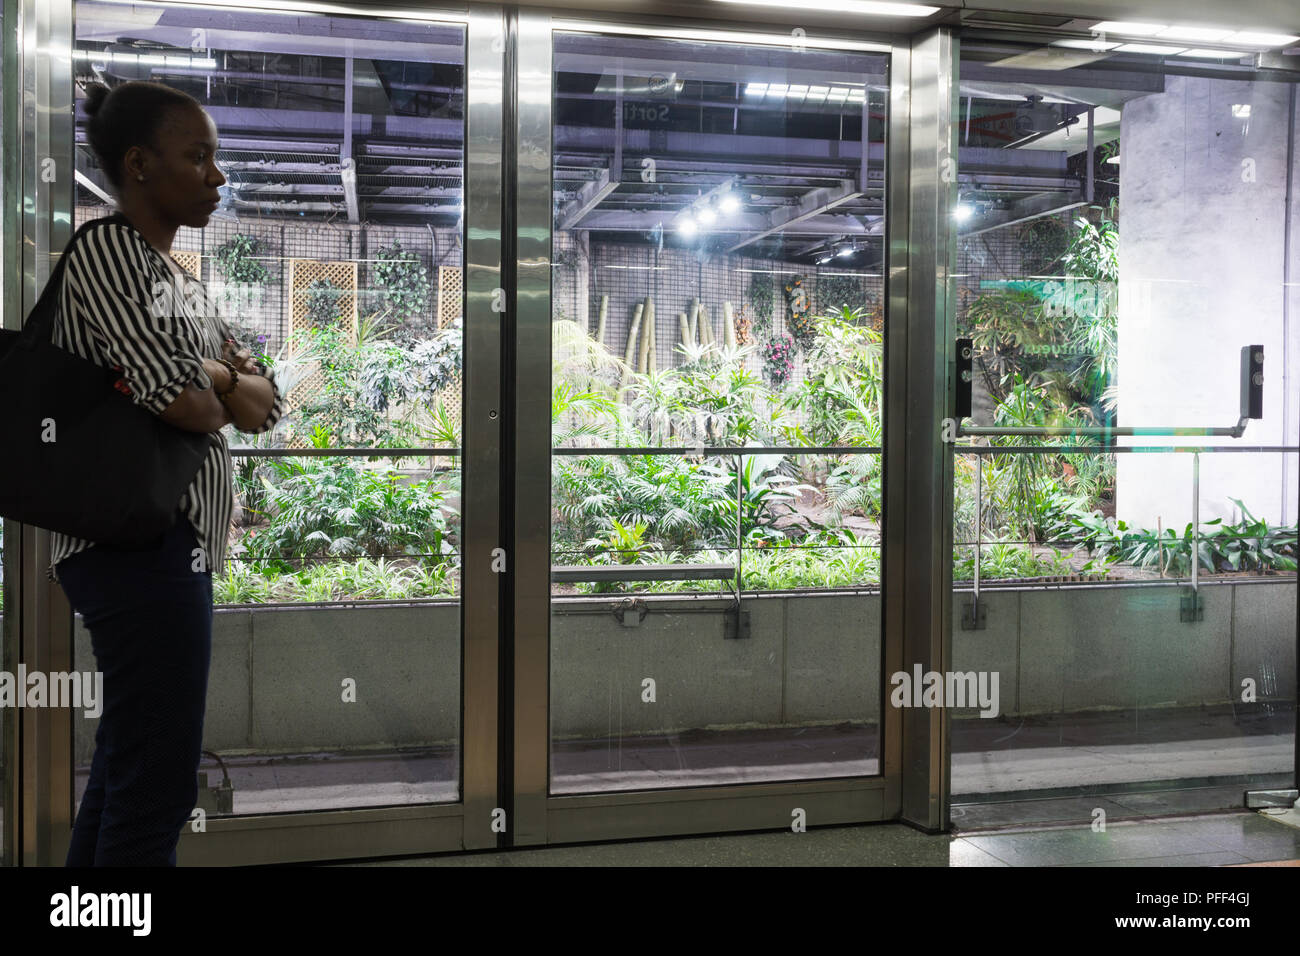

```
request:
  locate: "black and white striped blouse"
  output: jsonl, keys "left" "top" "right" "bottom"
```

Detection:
{"left": 46, "top": 212, "right": 284, "bottom": 583}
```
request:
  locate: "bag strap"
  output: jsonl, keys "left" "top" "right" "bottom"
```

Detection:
{"left": 17, "top": 213, "right": 135, "bottom": 349}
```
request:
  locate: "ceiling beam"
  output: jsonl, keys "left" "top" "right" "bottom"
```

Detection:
{"left": 727, "top": 178, "right": 860, "bottom": 253}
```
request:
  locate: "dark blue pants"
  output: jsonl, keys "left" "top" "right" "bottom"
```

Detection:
{"left": 55, "top": 511, "right": 213, "bottom": 867}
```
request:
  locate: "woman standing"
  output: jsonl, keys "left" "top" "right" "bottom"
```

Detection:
{"left": 49, "top": 80, "right": 284, "bottom": 866}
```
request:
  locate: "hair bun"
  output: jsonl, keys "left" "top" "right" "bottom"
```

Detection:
{"left": 84, "top": 82, "right": 110, "bottom": 117}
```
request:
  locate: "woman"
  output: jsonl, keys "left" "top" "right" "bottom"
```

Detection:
{"left": 49, "top": 80, "right": 284, "bottom": 866}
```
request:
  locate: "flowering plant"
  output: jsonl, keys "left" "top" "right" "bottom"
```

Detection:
{"left": 784, "top": 275, "right": 816, "bottom": 350}
{"left": 761, "top": 334, "right": 795, "bottom": 389}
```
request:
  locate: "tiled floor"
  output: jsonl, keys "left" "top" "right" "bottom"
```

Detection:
{"left": 330, "top": 808, "right": 1300, "bottom": 867}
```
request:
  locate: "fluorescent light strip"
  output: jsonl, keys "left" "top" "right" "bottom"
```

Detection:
{"left": 1156, "top": 26, "right": 1234, "bottom": 42}
{"left": 111, "top": 0, "right": 467, "bottom": 21}
{"left": 1115, "top": 43, "right": 1188, "bottom": 55}
{"left": 748, "top": 83, "right": 863, "bottom": 103}
{"left": 1092, "top": 21, "right": 1167, "bottom": 36}
{"left": 1175, "top": 48, "right": 1245, "bottom": 59}
{"left": 1229, "top": 31, "right": 1300, "bottom": 47}
{"left": 713, "top": 0, "right": 939, "bottom": 16}
{"left": 1093, "top": 21, "right": 1298, "bottom": 50}
{"left": 74, "top": 49, "right": 218, "bottom": 68}
{"left": 554, "top": 19, "right": 892, "bottom": 53}
{"left": 1052, "top": 39, "right": 1120, "bottom": 51}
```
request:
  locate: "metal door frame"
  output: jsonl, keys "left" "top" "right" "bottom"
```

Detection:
{"left": 3, "top": 0, "right": 512, "bottom": 865}
{"left": 2, "top": 0, "right": 960, "bottom": 865}
{"left": 506, "top": 8, "right": 958, "bottom": 847}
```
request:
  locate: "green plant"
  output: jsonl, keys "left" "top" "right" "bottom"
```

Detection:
{"left": 1018, "top": 217, "right": 1069, "bottom": 275}
{"left": 215, "top": 233, "right": 273, "bottom": 285}
{"left": 748, "top": 274, "right": 776, "bottom": 335}
{"left": 953, "top": 538, "right": 1074, "bottom": 580}
{"left": 244, "top": 455, "right": 456, "bottom": 573}
{"left": 304, "top": 278, "right": 345, "bottom": 330}
{"left": 371, "top": 241, "right": 432, "bottom": 334}
{"left": 816, "top": 273, "right": 863, "bottom": 313}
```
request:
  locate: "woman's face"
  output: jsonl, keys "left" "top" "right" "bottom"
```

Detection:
{"left": 126, "top": 103, "right": 226, "bottom": 228}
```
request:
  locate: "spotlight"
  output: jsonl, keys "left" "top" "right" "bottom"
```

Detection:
{"left": 817, "top": 253, "right": 834, "bottom": 265}
{"left": 719, "top": 192, "right": 741, "bottom": 214}
{"left": 835, "top": 241, "right": 854, "bottom": 258}
{"left": 697, "top": 206, "right": 717, "bottom": 225}
{"left": 953, "top": 203, "right": 975, "bottom": 223}
{"left": 678, "top": 216, "right": 698, "bottom": 237}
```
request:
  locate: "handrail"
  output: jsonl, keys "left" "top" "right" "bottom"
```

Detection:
{"left": 957, "top": 418, "right": 1250, "bottom": 439}
{"left": 552, "top": 563, "right": 736, "bottom": 583}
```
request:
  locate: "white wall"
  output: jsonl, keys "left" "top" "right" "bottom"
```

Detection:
{"left": 1116, "top": 75, "right": 1299, "bottom": 529}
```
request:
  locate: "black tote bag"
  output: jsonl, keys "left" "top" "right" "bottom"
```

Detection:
{"left": 0, "top": 216, "right": 211, "bottom": 548}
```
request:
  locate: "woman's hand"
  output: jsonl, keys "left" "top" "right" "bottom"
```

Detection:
{"left": 222, "top": 340, "right": 260, "bottom": 375}
{"left": 202, "top": 357, "right": 232, "bottom": 392}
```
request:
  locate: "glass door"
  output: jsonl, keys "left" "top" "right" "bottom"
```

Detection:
{"left": 510, "top": 10, "right": 905, "bottom": 845}
{"left": 948, "top": 30, "right": 1300, "bottom": 829}
{"left": 12, "top": 0, "right": 509, "bottom": 864}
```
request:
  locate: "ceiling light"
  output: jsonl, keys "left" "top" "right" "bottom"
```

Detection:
{"left": 1115, "top": 43, "right": 1187, "bottom": 55}
{"left": 1052, "top": 39, "right": 1121, "bottom": 51}
{"left": 1155, "top": 26, "right": 1234, "bottom": 42}
{"left": 678, "top": 217, "right": 698, "bottom": 237}
{"left": 953, "top": 203, "right": 974, "bottom": 223}
{"left": 697, "top": 206, "right": 717, "bottom": 225}
{"left": 817, "top": 254, "right": 834, "bottom": 265}
{"left": 835, "top": 241, "right": 854, "bottom": 258}
{"left": 788, "top": 84, "right": 810, "bottom": 98}
{"left": 745, "top": 83, "right": 768, "bottom": 96}
{"left": 1175, "top": 48, "right": 1244, "bottom": 58}
{"left": 1228, "top": 32, "right": 1300, "bottom": 47}
{"left": 1232, "top": 104, "right": 1252, "bottom": 119}
{"left": 719, "top": 193, "right": 741, "bottom": 214}
{"left": 1092, "top": 22, "right": 1167, "bottom": 36}
{"left": 767, "top": 83, "right": 789, "bottom": 97}
{"left": 712, "top": 0, "right": 940, "bottom": 16}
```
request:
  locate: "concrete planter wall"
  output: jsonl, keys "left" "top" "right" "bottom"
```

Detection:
{"left": 3, "top": 578, "right": 1288, "bottom": 765}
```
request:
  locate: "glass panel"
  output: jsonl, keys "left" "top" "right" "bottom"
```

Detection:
{"left": 71, "top": 0, "right": 465, "bottom": 817}
{"left": 950, "top": 35, "right": 1298, "bottom": 827}
{"left": 549, "top": 31, "right": 888, "bottom": 793}
{"left": 0, "top": 0, "right": 7, "bottom": 866}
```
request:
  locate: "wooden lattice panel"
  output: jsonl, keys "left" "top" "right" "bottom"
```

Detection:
{"left": 171, "top": 249, "right": 202, "bottom": 278}
{"left": 437, "top": 266, "right": 462, "bottom": 329}
{"left": 285, "top": 259, "right": 360, "bottom": 448}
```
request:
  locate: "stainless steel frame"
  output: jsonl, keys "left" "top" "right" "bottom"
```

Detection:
{"left": 1, "top": 0, "right": 17, "bottom": 869}
{"left": 890, "top": 27, "right": 957, "bottom": 833}
{"left": 2, "top": 0, "right": 976, "bottom": 865}
{"left": 16, "top": 0, "right": 76, "bottom": 867}
{"left": 513, "top": 12, "right": 913, "bottom": 847}
{"left": 4, "top": 0, "right": 500, "bottom": 866}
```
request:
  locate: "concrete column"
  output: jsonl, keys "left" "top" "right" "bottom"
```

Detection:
{"left": 1117, "top": 75, "right": 1299, "bottom": 529}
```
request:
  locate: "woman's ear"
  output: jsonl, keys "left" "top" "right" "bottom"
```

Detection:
{"left": 122, "top": 144, "right": 149, "bottom": 183}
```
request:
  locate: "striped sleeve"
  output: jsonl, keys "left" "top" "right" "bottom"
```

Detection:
{"left": 66, "top": 223, "right": 212, "bottom": 416}
{"left": 216, "top": 317, "right": 285, "bottom": 435}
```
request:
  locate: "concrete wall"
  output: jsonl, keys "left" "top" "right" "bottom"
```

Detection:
{"left": 1116, "top": 75, "right": 1300, "bottom": 528}
{"left": 14, "top": 580, "right": 1286, "bottom": 765}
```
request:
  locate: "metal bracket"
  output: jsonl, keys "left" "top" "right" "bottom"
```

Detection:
{"left": 724, "top": 603, "right": 751, "bottom": 640}
{"left": 961, "top": 597, "right": 987, "bottom": 630}
{"left": 613, "top": 598, "right": 648, "bottom": 628}
{"left": 1179, "top": 587, "right": 1204, "bottom": 623}
{"left": 196, "top": 771, "right": 234, "bottom": 815}
{"left": 1244, "top": 788, "right": 1298, "bottom": 809}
